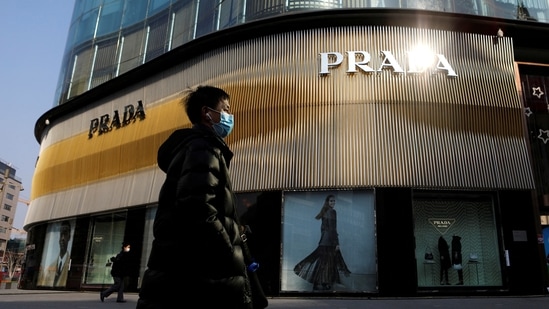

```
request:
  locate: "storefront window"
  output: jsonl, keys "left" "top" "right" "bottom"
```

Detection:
{"left": 281, "top": 190, "right": 377, "bottom": 292}
{"left": 137, "top": 206, "right": 156, "bottom": 289}
{"left": 84, "top": 212, "right": 127, "bottom": 285}
{"left": 36, "top": 220, "right": 75, "bottom": 288}
{"left": 413, "top": 192, "right": 503, "bottom": 287}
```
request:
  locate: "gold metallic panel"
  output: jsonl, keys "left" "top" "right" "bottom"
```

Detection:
{"left": 32, "top": 99, "right": 187, "bottom": 199}
{"left": 32, "top": 26, "right": 533, "bottom": 206}
{"left": 228, "top": 27, "right": 532, "bottom": 191}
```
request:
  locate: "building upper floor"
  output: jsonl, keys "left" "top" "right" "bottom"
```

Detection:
{"left": 53, "top": 0, "right": 547, "bottom": 106}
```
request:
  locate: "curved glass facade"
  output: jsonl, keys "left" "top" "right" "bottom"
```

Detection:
{"left": 54, "top": 0, "right": 547, "bottom": 106}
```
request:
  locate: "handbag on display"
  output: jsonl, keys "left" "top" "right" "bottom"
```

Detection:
{"left": 453, "top": 263, "right": 463, "bottom": 270}
{"left": 469, "top": 253, "right": 478, "bottom": 261}
{"left": 424, "top": 246, "right": 435, "bottom": 263}
{"left": 424, "top": 246, "right": 434, "bottom": 260}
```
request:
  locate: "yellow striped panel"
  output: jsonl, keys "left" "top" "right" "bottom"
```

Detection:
{"left": 32, "top": 98, "right": 189, "bottom": 199}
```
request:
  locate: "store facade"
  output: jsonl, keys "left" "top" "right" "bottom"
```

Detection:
{"left": 21, "top": 7, "right": 549, "bottom": 297}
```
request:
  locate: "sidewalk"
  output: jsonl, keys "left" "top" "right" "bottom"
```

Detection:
{"left": 0, "top": 287, "right": 549, "bottom": 309}
{"left": 0, "top": 281, "right": 18, "bottom": 290}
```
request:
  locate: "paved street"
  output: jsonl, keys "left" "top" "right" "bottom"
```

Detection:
{"left": 0, "top": 289, "right": 549, "bottom": 309}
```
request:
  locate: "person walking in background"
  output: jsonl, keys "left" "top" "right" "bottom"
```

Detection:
{"left": 294, "top": 194, "right": 351, "bottom": 291}
{"left": 438, "top": 236, "right": 451, "bottom": 285}
{"left": 451, "top": 235, "right": 464, "bottom": 285}
{"left": 136, "top": 86, "right": 266, "bottom": 309}
{"left": 100, "top": 242, "right": 131, "bottom": 303}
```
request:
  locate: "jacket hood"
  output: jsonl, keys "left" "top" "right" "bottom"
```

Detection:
{"left": 157, "top": 128, "right": 198, "bottom": 173}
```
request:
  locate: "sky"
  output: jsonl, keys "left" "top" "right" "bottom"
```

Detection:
{"left": 0, "top": 1, "right": 74, "bottom": 231}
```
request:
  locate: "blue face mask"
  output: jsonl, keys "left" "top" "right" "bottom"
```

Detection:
{"left": 208, "top": 108, "right": 234, "bottom": 138}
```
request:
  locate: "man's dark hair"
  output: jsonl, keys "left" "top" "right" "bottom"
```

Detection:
{"left": 183, "top": 85, "right": 229, "bottom": 124}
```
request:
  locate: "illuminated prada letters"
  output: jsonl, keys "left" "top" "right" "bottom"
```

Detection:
{"left": 319, "top": 50, "right": 457, "bottom": 77}
{"left": 88, "top": 100, "right": 146, "bottom": 138}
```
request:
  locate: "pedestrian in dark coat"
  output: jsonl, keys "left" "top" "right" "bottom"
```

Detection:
{"left": 137, "top": 86, "right": 262, "bottom": 309}
{"left": 100, "top": 242, "right": 131, "bottom": 303}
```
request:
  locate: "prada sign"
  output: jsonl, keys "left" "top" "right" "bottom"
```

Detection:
{"left": 429, "top": 218, "right": 456, "bottom": 235}
{"left": 88, "top": 100, "right": 146, "bottom": 138}
{"left": 319, "top": 50, "right": 457, "bottom": 77}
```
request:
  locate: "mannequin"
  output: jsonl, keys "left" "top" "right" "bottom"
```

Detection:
{"left": 438, "top": 236, "right": 451, "bottom": 285}
{"left": 451, "top": 234, "right": 464, "bottom": 285}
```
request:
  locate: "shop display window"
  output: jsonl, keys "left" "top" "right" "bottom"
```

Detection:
{"left": 36, "top": 220, "right": 75, "bottom": 288}
{"left": 280, "top": 190, "right": 377, "bottom": 292}
{"left": 413, "top": 191, "right": 503, "bottom": 287}
{"left": 83, "top": 213, "right": 126, "bottom": 285}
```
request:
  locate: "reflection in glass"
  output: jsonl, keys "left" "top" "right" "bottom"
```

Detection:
{"left": 84, "top": 213, "right": 126, "bottom": 285}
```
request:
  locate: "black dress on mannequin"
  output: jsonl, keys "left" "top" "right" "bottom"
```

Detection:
{"left": 438, "top": 236, "right": 451, "bottom": 285}
{"left": 451, "top": 235, "right": 464, "bottom": 285}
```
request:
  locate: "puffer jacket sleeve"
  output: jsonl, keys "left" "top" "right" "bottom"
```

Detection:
{"left": 176, "top": 137, "right": 243, "bottom": 276}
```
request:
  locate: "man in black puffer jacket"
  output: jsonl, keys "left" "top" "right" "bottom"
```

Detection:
{"left": 137, "top": 85, "right": 256, "bottom": 309}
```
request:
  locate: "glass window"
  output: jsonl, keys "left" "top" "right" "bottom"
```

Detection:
{"left": 96, "top": 0, "right": 125, "bottom": 37}
{"left": 281, "top": 190, "right": 377, "bottom": 292}
{"left": 72, "top": 0, "right": 102, "bottom": 20}
{"left": 6, "top": 193, "right": 13, "bottom": 200}
{"left": 489, "top": 0, "right": 517, "bottom": 19}
{"left": 218, "top": 0, "right": 242, "bottom": 29}
{"left": 287, "top": 0, "right": 342, "bottom": 10}
{"left": 68, "top": 48, "right": 94, "bottom": 100}
{"left": 406, "top": 0, "right": 446, "bottom": 11}
{"left": 171, "top": 0, "right": 198, "bottom": 48}
{"left": 149, "top": 0, "right": 171, "bottom": 16}
{"left": 144, "top": 14, "right": 169, "bottom": 62}
{"left": 118, "top": 30, "right": 146, "bottom": 75}
{"left": 83, "top": 213, "right": 127, "bottom": 285}
{"left": 246, "top": 0, "right": 286, "bottom": 21}
{"left": 453, "top": 0, "right": 478, "bottom": 15}
{"left": 73, "top": 8, "right": 100, "bottom": 46}
{"left": 195, "top": 1, "right": 217, "bottom": 38}
{"left": 413, "top": 191, "right": 502, "bottom": 287}
{"left": 122, "top": 0, "right": 149, "bottom": 28}
{"left": 36, "top": 220, "right": 75, "bottom": 287}
{"left": 3, "top": 204, "right": 11, "bottom": 211}
{"left": 137, "top": 206, "right": 156, "bottom": 289}
{"left": 90, "top": 38, "right": 119, "bottom": 88}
